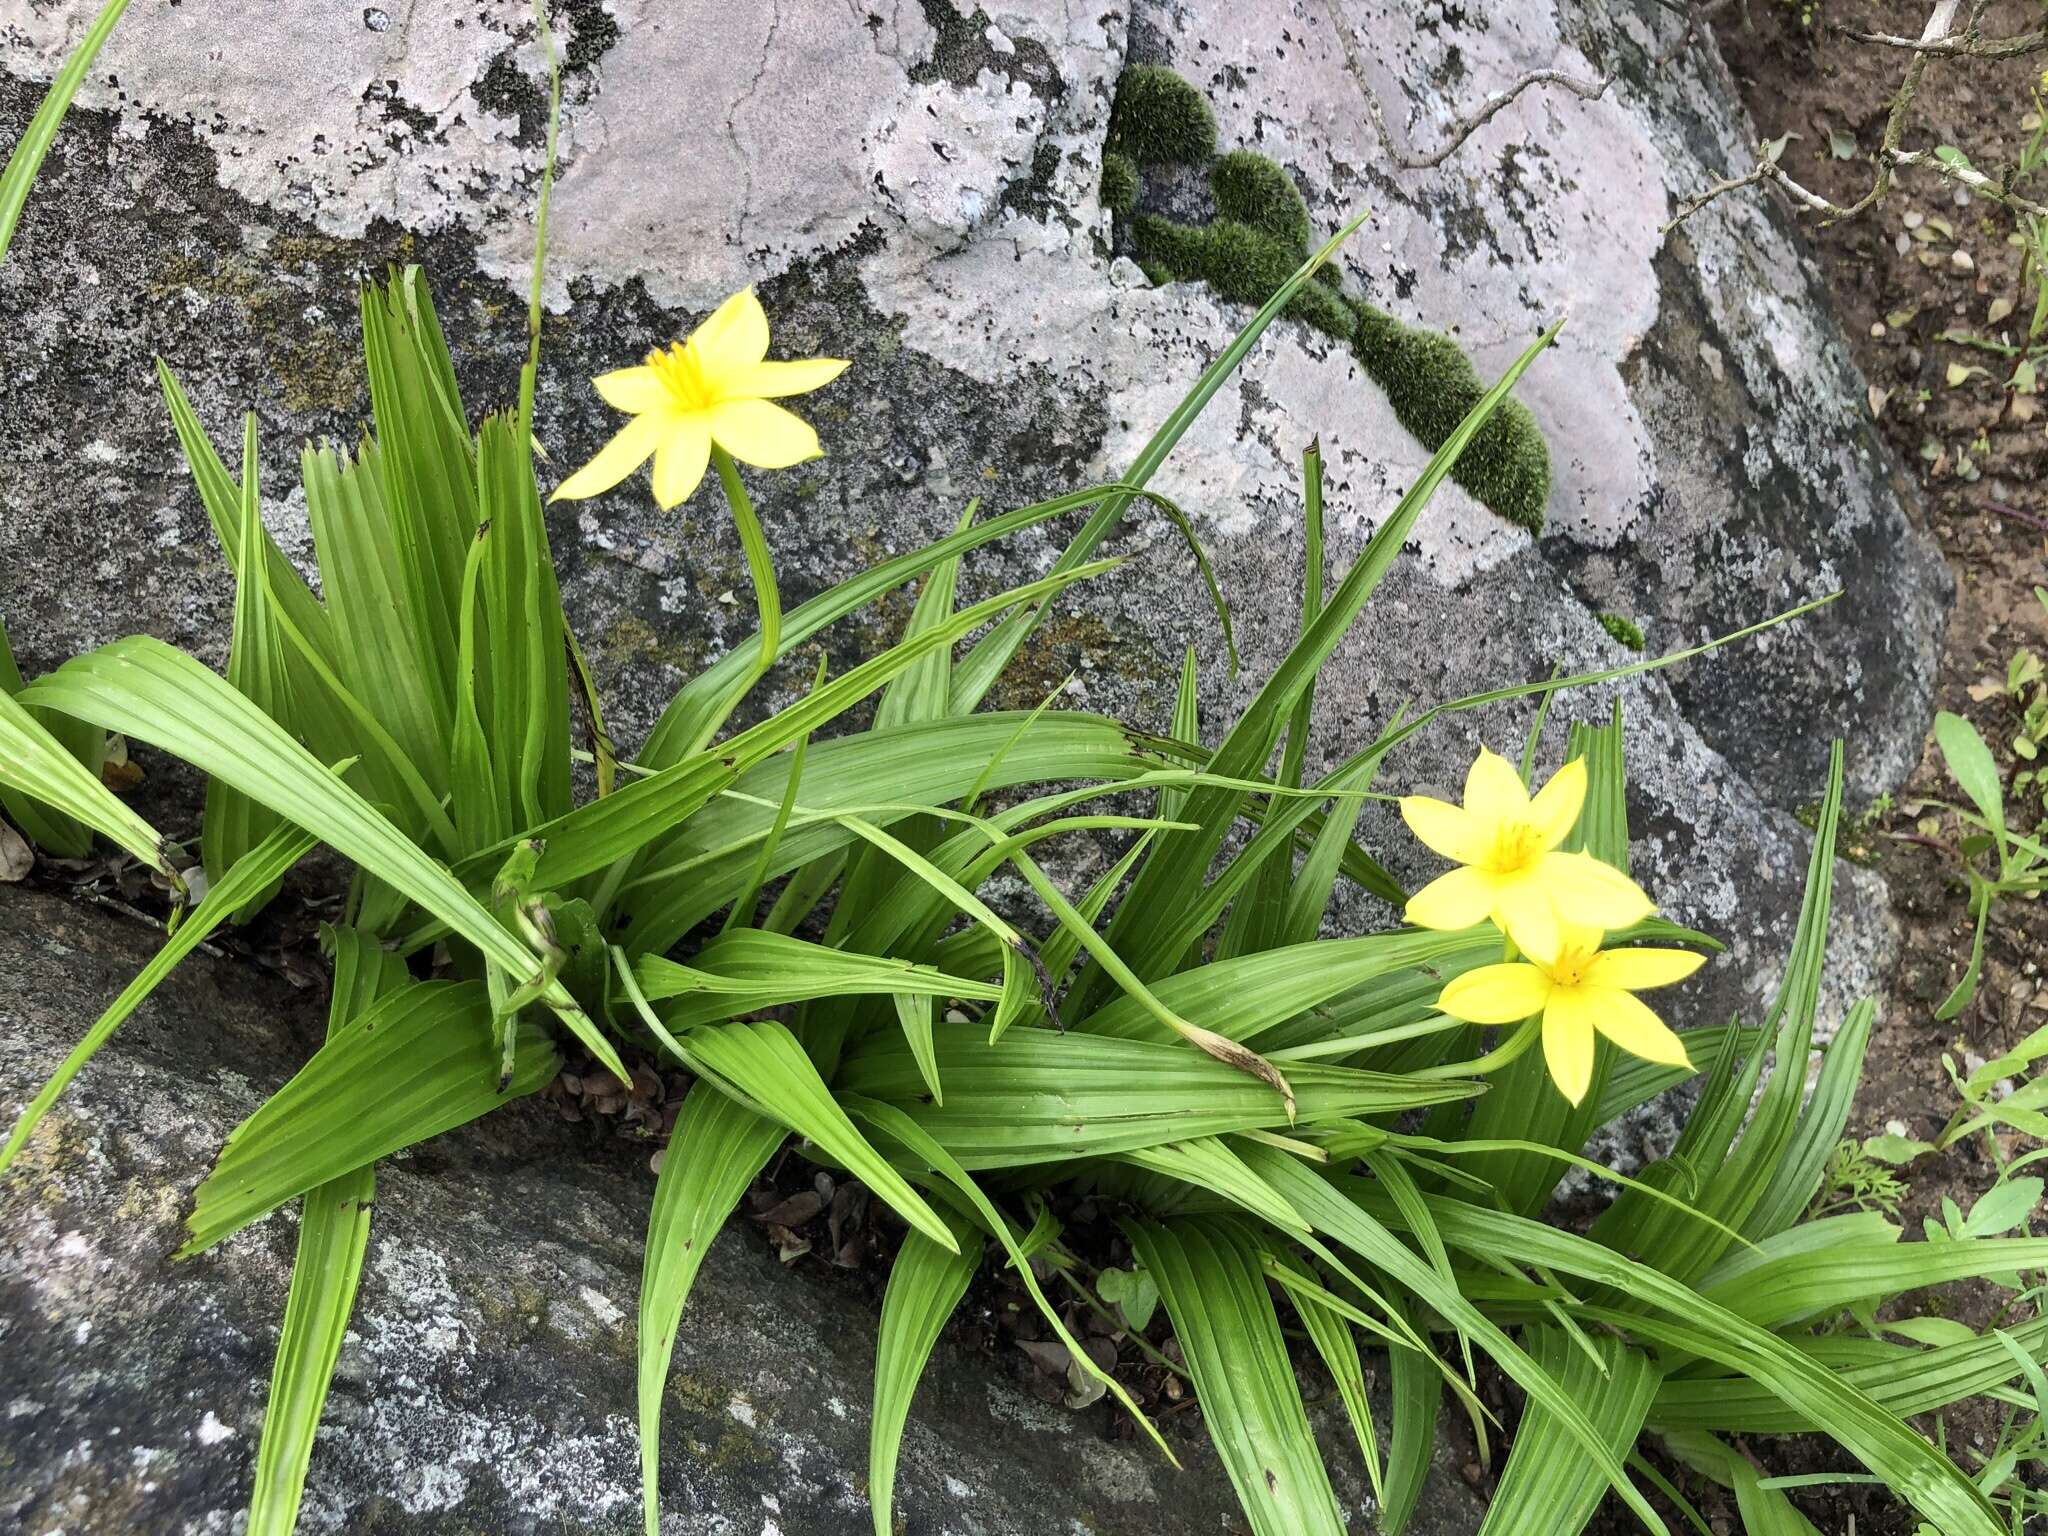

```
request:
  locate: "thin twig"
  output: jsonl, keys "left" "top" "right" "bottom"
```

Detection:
{"left": 1836, "top": 25, "right": 2048, "bottom": 59}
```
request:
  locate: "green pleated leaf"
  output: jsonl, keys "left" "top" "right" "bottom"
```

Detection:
{"left": 1124, "top": 1217, "right": 1344, "bottom": 1536}
{"left": 1477, "top": 1327, "right": 1660, "bottom": 1536}
{"left": 0, "top": 678, "right": 164, "bottom": 877}
{"left": 868, "top": 1211, "right": 979, "bottom": 1536}
{"left": 1661, "top": 1431, "right": 1823, "bottom": 1536}
{"left": 633, "top": 929, "right": 1001, "bottom": 1033}
{"left": 1650, "top": 1315, "right": 2048, "bottom": 1433}
{"left": 0, "top": 819, "right": 317, "bottom": 1174}
{"left": 0, "top": 612, "right": 104, "bottom": 857}
{"left": 639, "top": 1081, "right": 786, "bottom": 1536}
{"left": 838, "top": 1021, "right": 1476, "bottom": 1168}
{"left": 1116, "top": 1136, "right": 1310, "bottom": 1236}
{"left": 180, "top": 979, "right": 560, "bottom": 1257}
{"left": 1288, "top": 1274, "right": 1384, "bottom": 1507}
{"left": 19, "top": 637, "right": 625, "bottom": 1083}
{"left": 675, "top": 1020, "right": 955, "bottom": 1253}
{"left": 201, "top": 415, "right": 292, "bottom": 913}
{"left": 1337, "top": 1172, "right": 2011, "bottom": 1536}
{"left": 246, "top": 928, "right": 413, "bottom": 1536}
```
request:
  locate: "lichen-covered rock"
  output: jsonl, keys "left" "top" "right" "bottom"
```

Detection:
{"left": 0, "top": 885, "right": 1490, "bottom": 1534}
{"left": 0, "top": 6, "right": 1933, "bottom": 1089}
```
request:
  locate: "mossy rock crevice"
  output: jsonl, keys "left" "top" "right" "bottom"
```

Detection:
{"left": 1103, "top": 64, "right": 1552, "bottom": 535}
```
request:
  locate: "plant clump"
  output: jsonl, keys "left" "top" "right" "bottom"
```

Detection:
{"left": 1351, "top": 302, "right": 1553, "bottom": 534}
{"left": 1210, "top": 149, "right": 1311, "bottom": 251}
{"left": 1597, "top": 612, "right": 1646, "bottom": 650}
{"left": 1106, "top": 64, "right": 1216, "bottom": 165}
{"left": 1131, "top": 214, "right": 1356, "bottom": 342}
{"left": 1098, "top": 149, "right": 1139, "bottom": 215}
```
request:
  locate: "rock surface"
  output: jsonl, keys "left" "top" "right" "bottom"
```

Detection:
{"left": 0, "top": 0, "right": 1942, "bottom": 1044}
{"left": 0, "top": 884, "right": 1489, "bottom": 1534}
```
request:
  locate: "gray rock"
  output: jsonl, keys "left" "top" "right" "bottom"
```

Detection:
{"left": 0, "top": 885, "right": 1489, "bottom": 1534}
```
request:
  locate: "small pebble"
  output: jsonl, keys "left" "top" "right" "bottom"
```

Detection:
{"left": 1950, "top": 249, "right": 1975, "bottom": 273}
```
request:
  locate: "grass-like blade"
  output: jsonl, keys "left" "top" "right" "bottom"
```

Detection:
{"left": 1124, "top": 1217, "right": 1345, "bottom": 1536}
{"left": 245, "top": 927, "right": 411, "bottom": 1536}
{"left": 675, "top": 1020, "right": 956, "bottom": 1253}
{"left": 1289, "top": 1273, "right": 1385, "bottom": 1506}
{"left": 638, "top": 1081, "right": 786, "bottom": 1536}
{"left": 868, "top": 1212, "right": 979, "bottom": 1536}
{"left": 19, "top": 636, "right": 627, "bottom": 1082}
{"left": 180, "top": 980, "right": 560, "bottom": 1256}
{"left": 1476, "top": 1327, "right": 1660, "bottom": 1536}
{"left": 0, "top": 819, "right": 317, "bottom": 1174}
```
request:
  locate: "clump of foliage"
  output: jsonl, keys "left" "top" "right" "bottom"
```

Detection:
{"left": 1598, "top": 611, "right": 1646, "bottom": 651}
{"left": 1353, "top": 301, "right": 1553, "bottom": 535}
{"left": 1210, "top": 148, "right": 1312, "bottom": 249}
{"left": 1, "top": 12, "right": 2044, "bottom": 1536}
{"left": 1098, "top": 148, "right": 1139, "bottom": 215}
{"left": 1133, "top": 212, "right": 1356, "bottom": 339}
{"left": 1106, "top": 63, "right": 1216, "bottom": 165}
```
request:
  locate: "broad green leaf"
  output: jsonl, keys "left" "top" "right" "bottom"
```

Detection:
{"left": 246, "top": 927, "right": 412, "bottom": 1536}
{"left": 844, "top": 1094, "right": 1173, "bottom": 1464}
{"left": 1477, "top": 1327, "right": 1659, "bottom": 1536}
{"left": 1124, "top": 1217, "right": 1345, "bottom": 1536}
{"left": 1238, "top": 1146, "right": 1670, "bottom": 1533}
{"left": 0, "top": 611, "right": 103, "bottom": 856}
{"left": 1289, "top": 1276, "right": 1384, "bottom": 1506}
{"left": 675, "top": 1020, "right": 956, "bottom": 1253}
{"left": 869, "top": 1213, "right": 979, "bottom": 1536}
{"left": 1935, "top": 709, "right": 2006, "bottom": 864}
{"left": 20, "top": 637, "right": 626, "bottom": 1082}
{"left": 1662, "top": 1431, "right": 1822, "bottom": 1536}
{"left": 201, "top": 415, "right": 291, "bottom": 912}
{"left": 1116, "top": 1136, "right": 1311, "bottom": 1236}
{"left": 0, "top": 820, "right": 317, "bottom": 1174}
{"left": 1343, "top": 1175, "right": 2011, "bottom": 1536}
{"left": 181, "top": 979, "right": 560, "bottom": 1256}
{"left": 1650, "top": 1315, "right": 2048, "bottom": 1433}
{"left": 639, "top": 1082, "right": 786, "bottom": 1536}
{"left": 837, "top": 1021, "right": 1475, "bottom": 1168}
{"left": 0, "top": 678, "right": 165, "bottom": 877}
{"left": 633, "top": 929, "right": 1001, "bottom": 1031}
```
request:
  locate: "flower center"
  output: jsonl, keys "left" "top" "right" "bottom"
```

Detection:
{"left": 1545, "top": 941, "right": 1600, "bottom": 989}
{"left": 646, "top": 342, "right": 715, "bottom": 411}
{"left": 1483, "top": 820, "right": 1543, "bottom": 875}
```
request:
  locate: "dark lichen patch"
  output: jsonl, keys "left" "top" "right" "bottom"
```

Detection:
{"left": 1106, "top": 65, "right": 1216, "bottom": 165}
{"left": 561, "top": 0, "right": 623, "bottom": 74}
{"left": 1209, "top": 150, "right": 1310, "bottom": 251}
{"left": 1351, "top": 302, "right": 1551, "bottom": 534}
{"left": 1597, "top": 611, "right": 1646, "bottom": 651}
{"left": 908, "top": 0, "right": 1063, "bottom": 100}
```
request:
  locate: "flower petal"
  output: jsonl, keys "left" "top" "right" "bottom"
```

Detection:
{"left": 1527, "top": 756, "right": 1587, "bottom": 851}
{"left": 688, "top": 287, "right": 770, "bottom": 379}
{"left": 1437, "top": 963, "right": 1551, "bottom": 1025}
{"left": 1491, "top": 876, "right": 1560, "bottom": 966}
{"left": 1404, "top": 865, "right": 1497, "bottom": 931}
{"left": 725, "top": 356, "right": 849, "bottom": 400}
{"left": 593, "top": 365, "right": 670, "bottom": 414}
{"left": 1462, "top": 746, "right": 1529, "bottom": 825}
{"left": 549, "top": 412, "right": 665, "bottom": 502}
{"left": 1540, "top": 989, "right": 1598, "bottom": 1105}
{"left": 1400, "top": 795, "right": 1483, "bottom": 864}
{"left": 1540, "top": 850, "right": 1655, "bottom": 929}
{"left": 1584, "top": 987, "right": 1694, "bottom": 1070}
{"left": 651, "top": 418, "right": 713, "bottom": 509}
{"left": 1583, "top": 946, "right": 1706, "bottom": 993}
{"left": 706, "top": 398, "right": 823, "bottom": 469}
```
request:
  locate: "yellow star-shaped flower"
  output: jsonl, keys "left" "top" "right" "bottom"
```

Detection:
{"left": 1435, "top": 922, "right": 1701, "bottom": 1104}
{"left": 551, "top": 286, "right": 848, "bottom": 510}
{"left": 1400, "top": 747, "right": 1653, "bottom": 960}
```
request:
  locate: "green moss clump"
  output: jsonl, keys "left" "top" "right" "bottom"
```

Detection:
{"left": 1351, "top": 302, "right": 1552, "bottom": 534}
{"left": 1107, "top": 65, "right": 1216, "bottom": 165}
{"left": 1137, "top": 258, "right": 1176, "bottom": 287}
{"left": 1132, "top": 217, "right": 1355, "bottom": 343}
{"left": 1130, "top": 212, "right": 1209, "bottom": 281}
{"left": 1597, "top": 612, "right": 1646, "bottom": 651}
{"left": 1099, "top": 150, "right": 1139, "bottom": 215}
{"left": 1209, "top": 151, "right": 1311, "bottom": 253}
